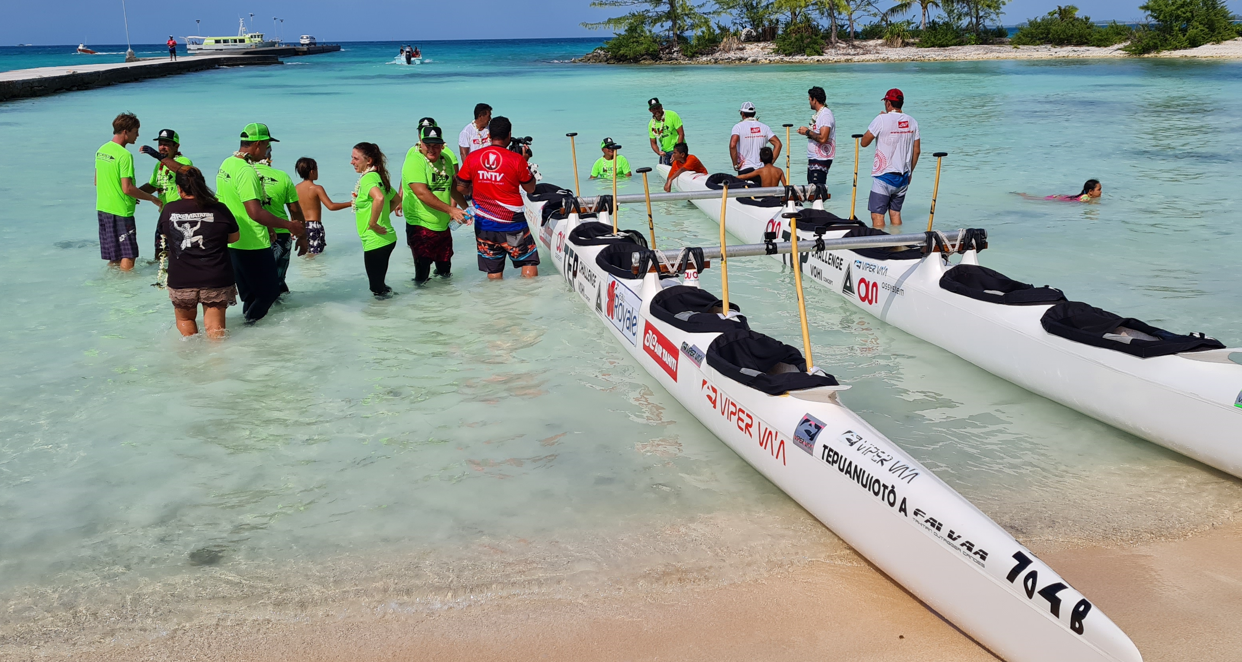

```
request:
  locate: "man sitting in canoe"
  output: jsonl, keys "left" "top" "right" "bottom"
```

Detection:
{"left": 663, "top": 142, "right": 707, "bottom": 192}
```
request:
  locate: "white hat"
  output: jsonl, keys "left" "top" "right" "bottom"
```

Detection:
{"left": 740, "top": 101, "right": 756, "bottom": 113}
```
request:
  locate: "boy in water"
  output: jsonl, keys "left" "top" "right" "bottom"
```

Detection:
{"left": 736, "top": 146, "right": 786, "bottom": 188}
{"left": 663, "top": 142, "right": 707, "bottom": 192}
{"left": 294, "top": 158, "right": 351, "bottom": 257}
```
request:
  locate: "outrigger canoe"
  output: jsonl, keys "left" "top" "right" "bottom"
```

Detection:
{"left": 660, "top": 165, "right": 1242, "bottom": 479}
{"left": 524, "top": 183, "right": 1141, "bottom": 662}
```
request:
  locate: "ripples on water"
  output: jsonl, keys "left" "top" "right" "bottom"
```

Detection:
{"left": 1, "top": 41, "right": 1240, "bottom": 647}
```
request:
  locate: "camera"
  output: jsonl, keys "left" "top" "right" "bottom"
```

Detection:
{"left": 508, "top": 136, "right": 533, "bottom": 157}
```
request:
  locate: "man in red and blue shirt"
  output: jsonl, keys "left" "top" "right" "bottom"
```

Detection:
{"left": 455, "top": 116, "right": 538, "bottom": 279}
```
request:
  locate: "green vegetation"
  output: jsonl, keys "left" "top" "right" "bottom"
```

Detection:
{"left": 599, "top": 19, "right": 664, "bottom": 61}
{"left": 1124, "top": 0, "right": 1240, "bottom": 54}
{"left": 1010, "top": 5, "right": 1133, "bottom": 46}
{"left": 773, "top": 16, "right": 826, "bottom": 55}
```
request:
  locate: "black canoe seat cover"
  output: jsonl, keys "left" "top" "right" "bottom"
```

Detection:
{"left": 843, "top": 226, "right": 923, "bottom": 261}
{"left": 792, "top": 209, "right": 865, "bottom": 234}
{"left": 737, "top": 195, "right": 783, "bottom": 208}
{"left": 529, "top": 182, "right": 572, "bottom": 202}
{"left": 1040, "top": 301, "right": 1225, "bottom": 358}
{"left": 707, "top": 330, "right": 839, "bottom": 396}
{"left": 705, "top": 173, "right": 758, "bottom": 190}
{"left": 595, "top": 241, "right": 650, "bottom": 280}
{"left": 547, "top": 207, "right": 598, "bottom": 224}
{"left": 939, "top": 265, "right": 1067, "bottom": 306}
{"left": 649, "top": 286, "right": 749, "bottom": 334}
{"left": 570, "top": 222, "right": 624, "bottom": 246}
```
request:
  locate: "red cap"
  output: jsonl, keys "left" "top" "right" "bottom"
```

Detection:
{"left": 882, "top": 88, "right": 904, "bottom": 102}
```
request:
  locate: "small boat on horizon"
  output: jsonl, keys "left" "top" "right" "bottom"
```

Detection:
{"left": 76, "top": 44, "right": 97, "bottom": 54}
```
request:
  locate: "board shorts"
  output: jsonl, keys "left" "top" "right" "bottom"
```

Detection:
{"left": 305, "top": 221, "right": 325, "bottom": 254}
{"left": 476, "top": 226, "right": 539, "bottom": 274}
{"left": 168, "top": 284, "right": 237, "bottom": 310}
{"left": 406, "top": 223, "right": 454, "bottom": 262}
{"left": 807, "top": 159, "right": 832, "bottom": 186}
{"left": 98, "top": 211, "right": 139, "bottom": 261}
{"left": 868, "top": 173, "right": 911, "bottom": 215}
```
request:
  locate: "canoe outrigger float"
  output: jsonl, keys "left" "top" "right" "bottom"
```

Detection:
{"left": 657, "top": 164, "right": 1242, "bottom": 480}
{"left": 523, "top": 174, "right": 1141, "bottom": 662}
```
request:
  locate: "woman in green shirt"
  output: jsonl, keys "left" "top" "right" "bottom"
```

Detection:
{"left": 350, "top": 142, "right": 401, "bottom": 297}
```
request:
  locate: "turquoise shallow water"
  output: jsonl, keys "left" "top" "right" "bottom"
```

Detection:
{"left": 1, "top": 40, "right": 1240, "bottom": 644}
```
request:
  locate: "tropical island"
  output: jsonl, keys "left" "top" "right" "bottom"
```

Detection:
{"left": 578, "top": 0, "right": 1242, "bottom": 63}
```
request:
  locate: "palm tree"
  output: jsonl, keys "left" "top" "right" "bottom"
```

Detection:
{"left": 885, "top": 0, "right": 941, "bottom": 29}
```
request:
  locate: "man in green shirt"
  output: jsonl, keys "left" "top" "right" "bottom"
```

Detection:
{"left": 255, "top": 143, "right": 306, "bottom": 295}
{"left": 417, "top": 117, "right": 458, "bottom": 168}
{"left": 95, "top": 112, "right": 162, "bottom": 271}
{"left": 589, "top": 137, "right": 631, "bottom": 180}
{"left": 217, "top": 122, "right": 304, "bottom": 323}
{"left": 139, "top": 128, "right": 193, "bottom": 257}
{"left": 401, "top": 125, "right": 467, "bottom": 284}
{"left": 647, "top": 98, "right": 685, "bottom": 166}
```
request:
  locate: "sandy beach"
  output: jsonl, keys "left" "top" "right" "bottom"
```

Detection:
{"left": 580, "top": 37, "right": 1242, "bottom": 64}
{"left": 5, "top": 517, "right": 1238, "bottom": 662}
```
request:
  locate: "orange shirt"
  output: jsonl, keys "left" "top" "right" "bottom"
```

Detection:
{"left": 668, "top": 154, "right": 707, "bottom": 181}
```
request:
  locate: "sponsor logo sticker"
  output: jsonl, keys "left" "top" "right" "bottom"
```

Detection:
{"left": 793, "top": 413, "right": 825, "bottom": 456}
{"left": 643, "top": 322, "right": 679, "bottom": 380}
{"left": 842, "top": 264, "right": 855, "bottom": 297}
{"left": 680, "top": 342, "right": 705, "bottom": 367}
{"left": 1236, "top": 390, "right": 1242, "bottom": 408}
{"left": 482, "top": 150, "right": 501, "bottom": 171}
{"left": 604, "top": 277, "right": 641, "bottom": 345}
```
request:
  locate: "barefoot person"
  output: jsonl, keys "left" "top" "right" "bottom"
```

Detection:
{"left": 647, "top": 98, "right": 684, "bottom": 166}
{"left": 736, "top": 147, "right": 786, "bottom": 188}
{"left": 401, "top": 125, "right": 466, "bottom": 284}
{"left": 138, "top": 128, "right": 193, "bottom": 256}
{"left": 729, "top": 102, "right": 780, "bottom": 174}
{"left": 294, "top": 157, "right": 350, "bottom": 257}
{"left": 663, "top": 142, "right": 707, "bottom": 192}
{"left": 350, "top": 142, "right": 401, "bottom": 297}
{"left": 96, "top": 113, "right": 163, "bottom": 271}
{"left": 254, "top": 144, "right": 306, "bottom": 295}
{"left": 455, "top": 116, "right": 538, "bottom": 280}
{"left": 156, "top": 167, "right": 239, "bottom": 339}
{"left": 797, "top": 86, "right": 836, "bottom": 187}
{"left": 860, "top": 89, "right": 920, "bottom": 229}
{"left": 217, "top": 123, "right": 304, "bottom": 324}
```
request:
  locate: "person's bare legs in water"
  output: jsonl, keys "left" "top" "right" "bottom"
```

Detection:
{"left": 174, "top": 304, "right": 228, "bottom": 340}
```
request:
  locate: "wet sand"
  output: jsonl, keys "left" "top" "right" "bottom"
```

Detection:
{"left": 9, "top": 520, "right": 1239, "bottom": 662}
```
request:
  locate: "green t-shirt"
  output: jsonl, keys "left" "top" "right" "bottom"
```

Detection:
{"left": 400, "top": 147, "right": 457, "bottom": 232}
{"left": 353, "top": 171, "right": 398, "bottom": 251}
{"left": 648, "top": 110, "right": 684, "bottom": 153}
{"left": 590, "top": 154, "right": 631, "bottom": 179}
{"left": 95, "top": 141, "right": 137, "bottom": 217}
{"left": 254, "top": 162, "right": 300, "bottom": 234}
{"left": 217, "top": 156, "right": 270, "bottom": 250}
{"left": 148, "top": 155, "right": 193, "bottom": 205}
{"left": 443, "top": 148, "right": 458, "bottom": 167}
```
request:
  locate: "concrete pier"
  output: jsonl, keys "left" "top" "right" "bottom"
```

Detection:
{"left": 0, "top": 45, "right": 341, "bottom": 103}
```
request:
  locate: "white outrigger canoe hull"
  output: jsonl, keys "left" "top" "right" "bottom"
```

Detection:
{"left": 661, "top": 165, "right": 1242, "bottom": 479}
{"left": 525, "top": 191, "right": 1140, "bottom": 662}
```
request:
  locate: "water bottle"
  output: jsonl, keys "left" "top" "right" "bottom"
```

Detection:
{"left": 455, "top": 204, "right": 475, "bottom": 231}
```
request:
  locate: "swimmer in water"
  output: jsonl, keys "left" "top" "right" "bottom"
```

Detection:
{"left": 1019, "top": 179, "right": 1102, "bottom": 202}
{"left": 294, "top": 157, "right": 351, "bottom": 257}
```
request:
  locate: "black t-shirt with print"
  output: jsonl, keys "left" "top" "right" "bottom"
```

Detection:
{"left": 157, "top": 199, "right": 240, "bottom": 289}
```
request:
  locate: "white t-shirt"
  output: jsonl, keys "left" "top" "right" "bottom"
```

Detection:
{"left": 730, "top": 118, "right": 775, "bottom": 171}
{"left": 458, "top": 121, "right": 489, "bottom": 154}
{"left": 867, "top": 111, "right": 920, "bottom": 176}
{"left": 807, "top": 106, "right": 836, "bottom": 161}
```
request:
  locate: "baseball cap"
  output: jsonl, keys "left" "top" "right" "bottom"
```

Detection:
{"left": 882, "top": 88, "right": 904, "bottom": 102}
{"left": 240, "top": 122, "right": 278, "bottom": 142}
{"left": 600, "top": 137, "right": 621, "bottom": 150}
{"left": 417, "top": 117, "right": 438, "bottom": 128}
{"left": 740, "top": 101, "right": 756, "bottom": 113}
{"left": 154, "top": 129, "right": 180, "bottom": 144}
{"left": 420, "top": 126, "right": 446, "bottom": 144}
{"left": 647, "top": 97, "right": 662, "bottom": 109}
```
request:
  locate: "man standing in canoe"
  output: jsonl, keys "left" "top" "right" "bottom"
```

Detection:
{"left": 861, "top": 89, "right": 920, "bottom": 229}
{"left": 455, "top": 116, "right": 538, "bottom": 280}
{"left": 95, "top": 112, "right": 163, "bottom": 271}
{"left": 797, "top": 86, "right": 836, "bottom": 188}
{"left": 458, "top": 103, "right": 492, "bottom": 161}
{"left": 647, "top": 98, "right": 684, "bottom": 166}
{"left": 729, "top": 101, "right": 781, "bottom": 174}
{"left": 217, "top": 123, "right": 305, "bottom": 323}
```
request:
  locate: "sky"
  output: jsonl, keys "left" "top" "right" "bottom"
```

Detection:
{"left": 1, "top": 0, "right": 1233, "bottom": 45}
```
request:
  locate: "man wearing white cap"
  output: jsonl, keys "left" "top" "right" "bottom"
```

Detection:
{"left": 729, "top": 102, "right": 781, "bottom": 174}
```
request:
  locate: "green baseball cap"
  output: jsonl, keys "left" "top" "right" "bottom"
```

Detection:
{"left": 240, "top": 122, "right": 278, "bottom": 142}
{"left": 154, "top": 129, "right": 180, "bottom": 144}
{"left": 600, "top": 137, "right": 621, "bottom": 150}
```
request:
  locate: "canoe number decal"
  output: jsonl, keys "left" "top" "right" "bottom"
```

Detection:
{"left": 1006, "top": 551, "right": 1093, "bottom": 636}
{"left": 701, "top": 379, "right": 787, "bottom": 465}
{"left": 642, "top": 322, "right": 678, "bottom": 380}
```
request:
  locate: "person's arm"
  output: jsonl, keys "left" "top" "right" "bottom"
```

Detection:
{"left": 366, "top": 186, "right": 388, "bottom": 235}
{"left": 729, "top": 135, "right": 740, "bottom": 171}
{"left": 243, "top": 199, "right": 303, "bottom": 235}
{"left": 317, "top": 185, "right": 351, "bottom": 211}
{"left": 520, "top": 177, "right": 537, "bottom": 194}
{"left": 814, "top": 124, "right": 831, "bottom": 145}
{"left": 392, "top": 187, "right": 403, "bottom": 217}
{"left": 649, "top": 137, "right": 662, "bottom": 156}
{"left": 676, "top": 125, "right": 685, "bottom": 143}
{"left": 121, "top": 177, "right": 162, "bottom": 207}
{"left": 736, "top": 169, "right": 762, "bottom": 181}
{"left": 410, "top": 182, "right": 466, "bottom": 221}
{"left": 287, "top": 201, "right": 309, "bottom": 254}
{"left": 455, "top": 177, "right": 472, "bottom": 201}
{"left": 227, "top": 231, "right": 240, "bottom": 243}
{"left": 860, "top": 131, "right": 876, "bottom": 147}
{"left": 769, "top": 135, "right": 783, "bottom": 161}
{"left": 910, "top": 139, "right": 921, "bottom": 173}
